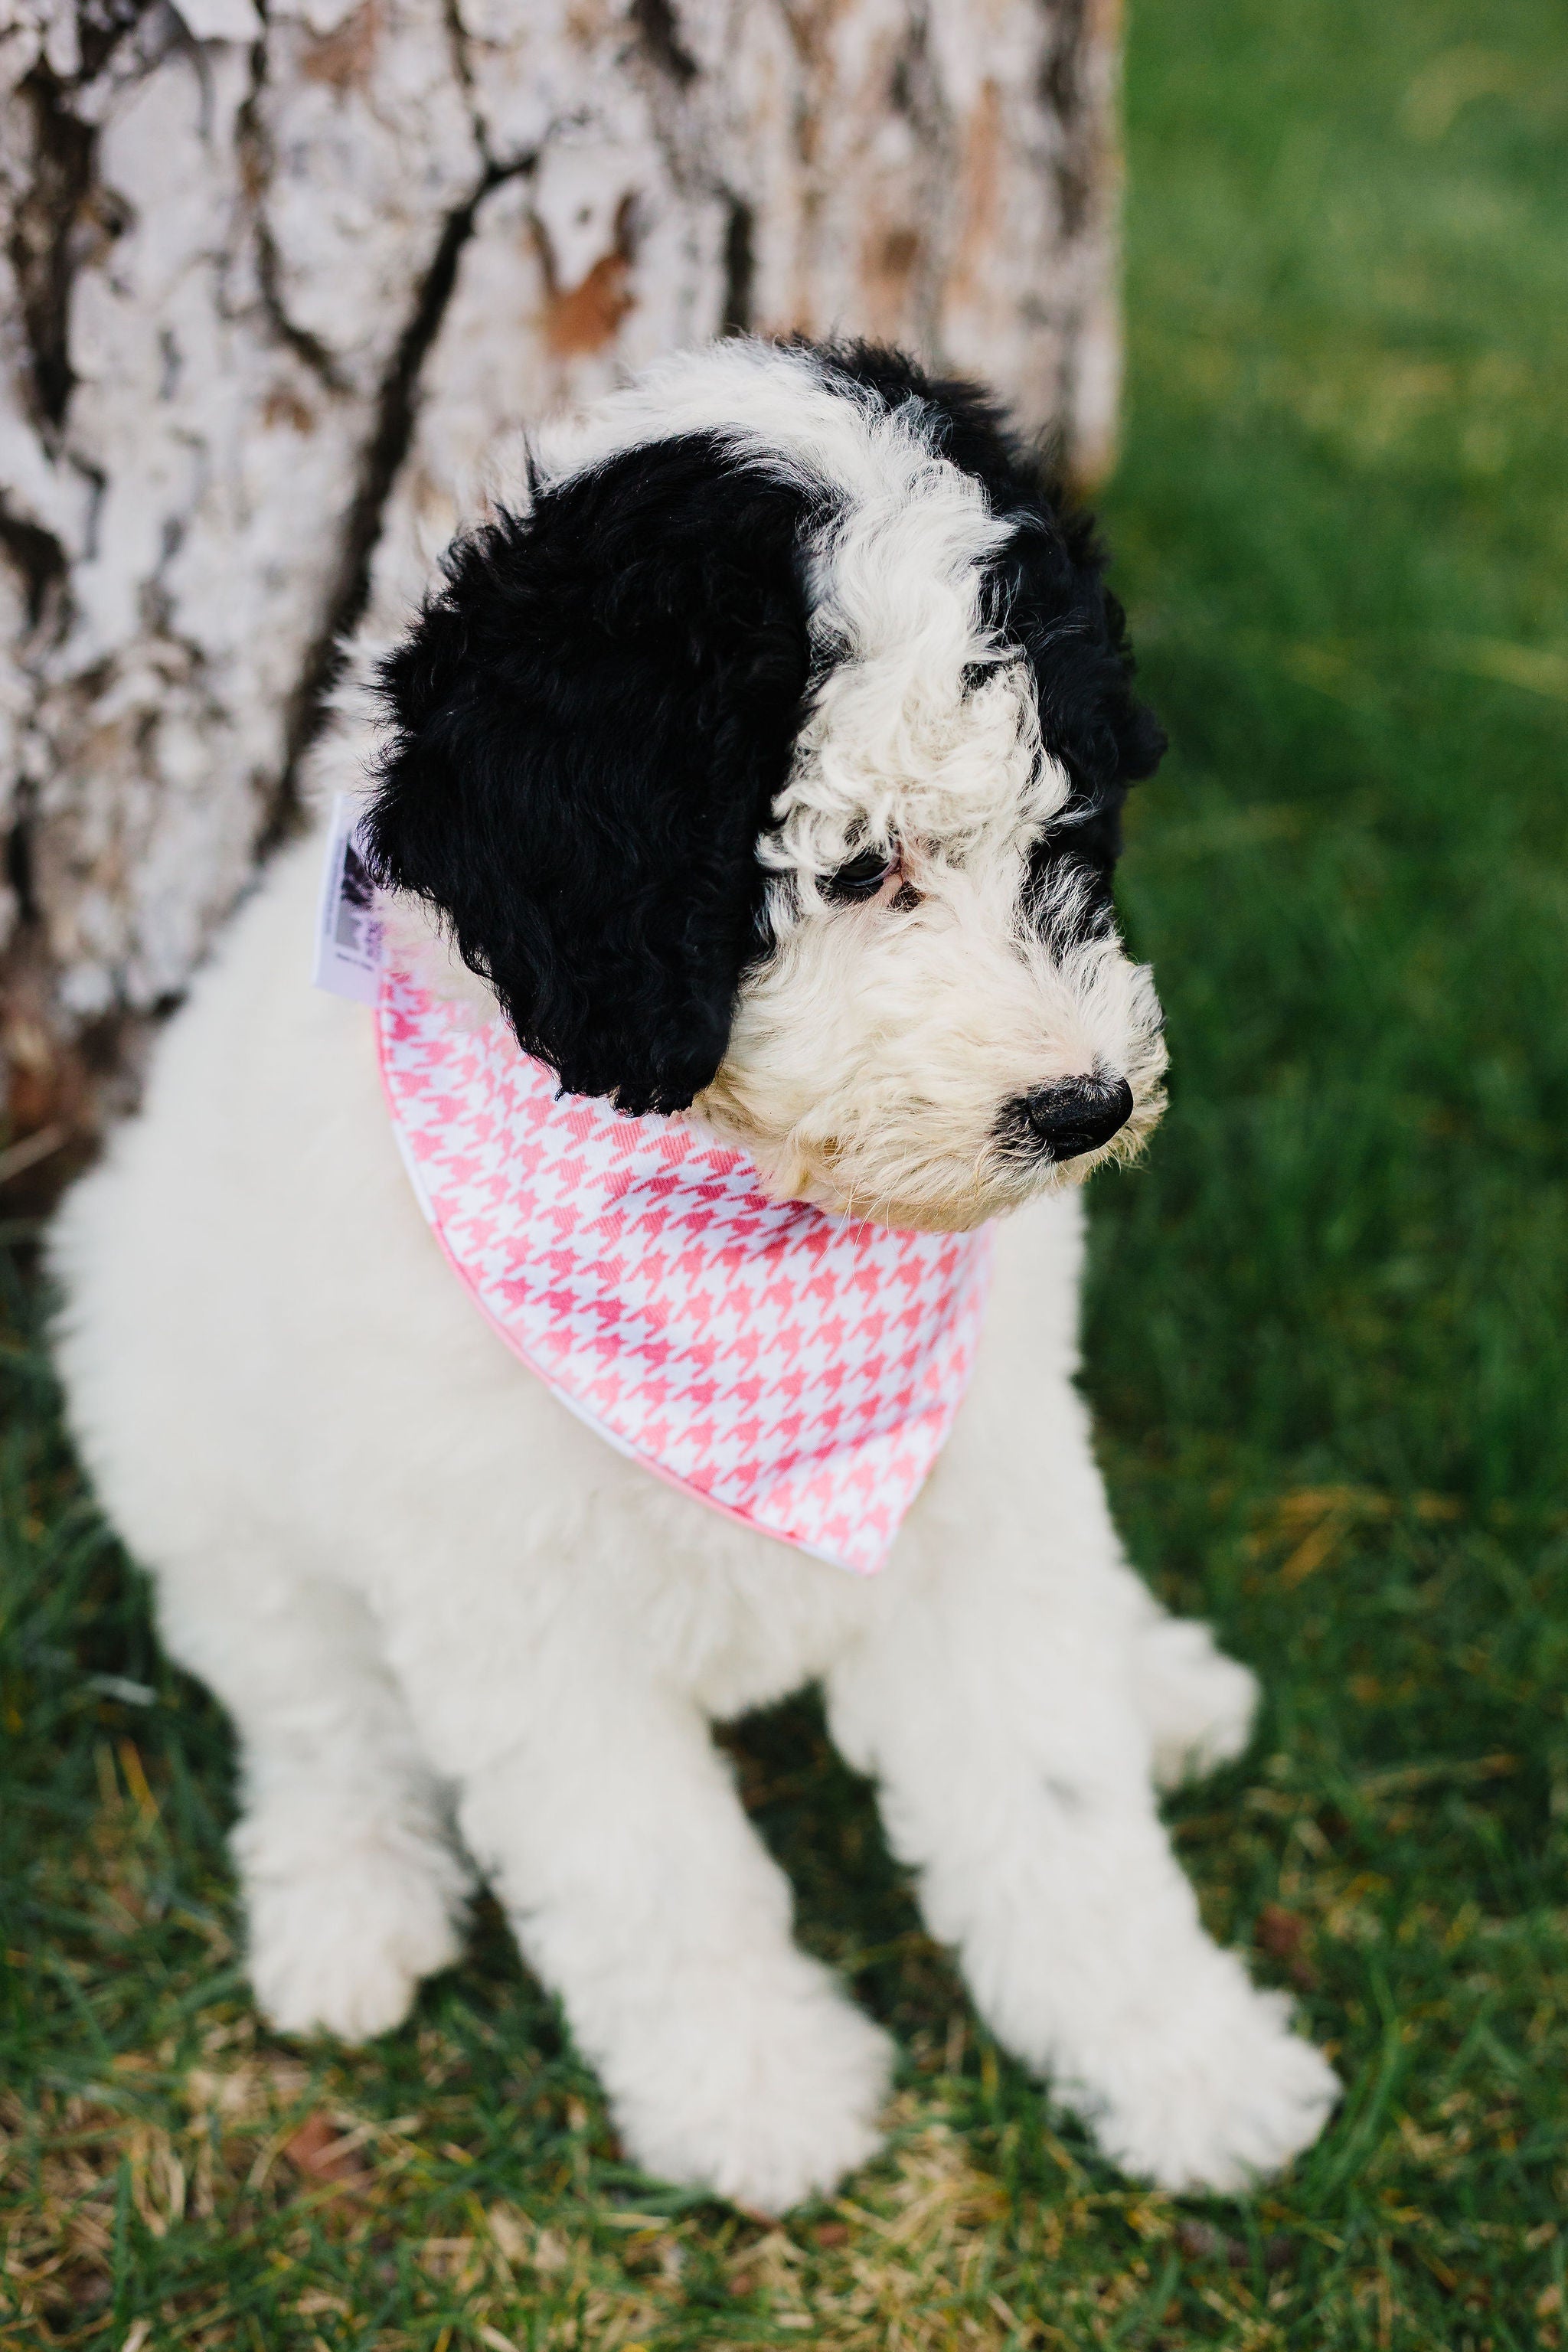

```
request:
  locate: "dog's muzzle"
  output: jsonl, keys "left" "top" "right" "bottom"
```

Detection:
{"left": 1002, "top": 1074, "right": 1135, "bottom": 1164}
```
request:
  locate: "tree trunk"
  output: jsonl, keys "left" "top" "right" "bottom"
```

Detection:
{"left": 0, "top": 0, "right": 1125, "bottom": 1166}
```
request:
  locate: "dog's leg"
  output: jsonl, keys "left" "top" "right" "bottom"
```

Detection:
{"left": 387, "top": 1619, "right": 893, "bottom": 2213}
{"left": 824, "top": 1539, "right": 1337, "bottom": 2194}
{"left": 160, "top": 1566, "right": 469, "bottom": 2040}
{"left": 967, "top": 1207, "right": 1258, "bottom": 1792}
{"left": 1127, "top": 1601, "right": 1260, "bottom": 1789}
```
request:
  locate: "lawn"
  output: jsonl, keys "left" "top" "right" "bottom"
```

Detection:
{"left": 4, "top": 0, "right": 1567, "bottom": 2344}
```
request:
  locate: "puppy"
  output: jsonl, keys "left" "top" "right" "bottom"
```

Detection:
{"left": 50, "top": 338, "right": 1338, "bottom": 2211}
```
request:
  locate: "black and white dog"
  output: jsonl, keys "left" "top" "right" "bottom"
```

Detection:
{"left": 51, "top": 338, "right": 1337, "bottom": 2210}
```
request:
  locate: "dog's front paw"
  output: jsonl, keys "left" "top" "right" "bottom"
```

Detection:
{"left": 240, "top": 1825, "right": 468, "bottom": 2043}
{"left": 1132, "top": 1615, "right": 1259, "bottom": 1789}
{"left": 1070, "top": 1955, "right": 1338, "bottom": 2193}
{"left": 607, "top": 1959, "right": 893, "bottom": 2214}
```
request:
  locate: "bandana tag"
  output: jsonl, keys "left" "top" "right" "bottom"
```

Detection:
{"left": 312, "top": 794, "right": 384, "bottom": 1004}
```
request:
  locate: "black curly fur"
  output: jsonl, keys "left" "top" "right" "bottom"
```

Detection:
{"left": 366, "top": 344, "right": 1164, "bottom": 1115}
{"left": 366, "top": 436, "right": 823, "bottom": 1116}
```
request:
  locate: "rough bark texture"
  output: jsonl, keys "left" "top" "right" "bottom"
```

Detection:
{"left": 0, "top": 0, "right": 1125, "bottom": 1159}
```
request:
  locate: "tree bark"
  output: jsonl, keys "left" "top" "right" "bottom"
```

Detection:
{"left": 0, "top": 0, "right": 1125, "bottom": 1159}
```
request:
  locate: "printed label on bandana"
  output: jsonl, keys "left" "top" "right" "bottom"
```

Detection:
{"left": 312, "top": 795, "right": 385, "bottom": 1004}
{"left": 376, "top": 969, "right": 993, "bottom": 1575}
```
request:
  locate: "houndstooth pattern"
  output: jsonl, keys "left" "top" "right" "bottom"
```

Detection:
{"left": 377, "top": 969, "right": 993, "bottom": 1574}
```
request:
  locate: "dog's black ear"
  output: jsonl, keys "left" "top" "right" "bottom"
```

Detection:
{"left": 1000, "top": 503, "right": 1168, "bottom": 880}
{"left": 814, "top": 338, "right": 1165, "bottom": 872}
{"left": 364, "top": 436, "right": 819, "bottom": 1116}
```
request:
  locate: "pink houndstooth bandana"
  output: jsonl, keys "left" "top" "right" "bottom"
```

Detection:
{"left": 376, "top": 966, "right": 994, "bottom": 1574}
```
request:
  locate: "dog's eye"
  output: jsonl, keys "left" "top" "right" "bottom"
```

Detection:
{"left": 824, "top": 848, "right": 897, "bottom": 902}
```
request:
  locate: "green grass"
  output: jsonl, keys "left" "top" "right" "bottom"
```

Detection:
{"left": 5, "top": 0, "right": 1568, "bottom": 2342}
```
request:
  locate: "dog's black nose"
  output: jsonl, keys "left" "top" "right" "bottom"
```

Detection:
{"left": 1009, "top": 1074, "right": 1134, "bottom": 1162}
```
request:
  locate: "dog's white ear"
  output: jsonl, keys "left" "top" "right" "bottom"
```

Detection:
{"left": 363, "top": 437, "right": 819, "bottom": 1116}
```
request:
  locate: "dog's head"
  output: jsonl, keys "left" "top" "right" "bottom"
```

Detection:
{"left": 365, "top": 338, "right": 1168, "bottom": 1231}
